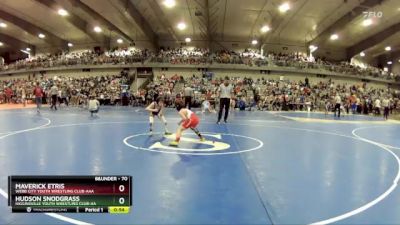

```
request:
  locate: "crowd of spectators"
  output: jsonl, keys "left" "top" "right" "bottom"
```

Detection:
{"left": 0, "top": 49, "right": 150, "bottom": 71}
{"left": 0, "top": 48, "right": 399, "bottom": 81}
{"left": 150, "top": 48, "right": 210, "bottom": 65}
{"left": 267, "top": 52, "right": 398, "bottom": 81}
{"left": 150, "top": 49, "right": 399, "bottom": 81}
{"left": 1, "top": 70, "right": 399, "bottom": 118}
{"left": 0, "top": 73, "right": 129, "bottom": 106}
{"left": 164, "top": 74, "right": 400, "bottom": 116}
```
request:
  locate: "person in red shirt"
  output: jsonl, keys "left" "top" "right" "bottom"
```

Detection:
{"left": 4, "top": 87, "right": 13, "bottom": 104}
{"left": 33, "top": 82, "right": 43, "bottom": 113}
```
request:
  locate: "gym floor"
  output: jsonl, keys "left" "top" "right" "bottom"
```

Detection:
{"left": 0, "top": 106, "right": 399, "bottom": 225}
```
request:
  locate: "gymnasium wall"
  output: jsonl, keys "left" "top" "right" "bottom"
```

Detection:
{"left": 392, "top": 63, "right": 400, "bottom": 77}
{"left": 0, "top": 68, "right": 124, "bottom": 81}
{"left": 0, "top": 73, "right": 27, "bottom": 81}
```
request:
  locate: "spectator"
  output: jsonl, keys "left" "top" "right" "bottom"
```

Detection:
{"left": 50, "top": 83, "right": 58, "bottom": 110}
{"left": 217, "top": 77, "right": 234, "bottom": 124}
{"left": 33, "top": 82, "right": 43, "bottom": 113}
{"left": 88, "top": 96, "right": 100, "bottom": 117}
{"left": 183, "top": 85, "right": 194, "bottom": 109}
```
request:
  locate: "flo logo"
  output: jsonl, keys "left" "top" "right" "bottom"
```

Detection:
{"left": 123, "top": 132, "right": 264, "bottom": 155}
{"left": 362, "top": 11, "right": 383, "bottom": 18}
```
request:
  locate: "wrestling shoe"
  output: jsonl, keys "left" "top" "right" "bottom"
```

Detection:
{"left": 169, "top": 141, "right": 179, "bottom": 146}
{"left": 164, "top": 131, "right": 173, "bottom": 135}
{"left": 200, "top": 137, "right": 206, "bottom": 142}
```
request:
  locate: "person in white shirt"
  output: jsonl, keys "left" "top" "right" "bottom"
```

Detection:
{"left": 50, "top": 84, "right": 58, "bottom": 110}
{"left": 202, "top": 98, "right": 216, "bottom": 114}
{"left": 183, "top": 85, "right": 194, "bottom": 109}
{"left": 217, "top": 77, "right": 234, "bottom": 124}
{"left": 57, "top": 89, "right": 64, "bottom": 107}
{"left": 88, "top": 96, "right": 100, "bottom": 117}
{"left": 325, "top": 99, "right": 332, "bottom": 116}
{"left": 20, "top": 87, "right": 26, "bottom": 107}
{"left": 382, "top": 97, "right": 390, "bottom": 120}
{"left": 334, "top": 94, "right": 341, "bottom": 117}
{"left": 374, "top": 98, "right": 381, "bottom": 115}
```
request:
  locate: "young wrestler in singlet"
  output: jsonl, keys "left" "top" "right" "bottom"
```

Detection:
{"left": 145, "top": 97, "right": 171, "bottom": 135}
{"left": 169, "top": 100, "right": 205, "bottom": 146}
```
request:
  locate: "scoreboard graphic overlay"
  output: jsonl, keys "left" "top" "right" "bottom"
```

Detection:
{"left": 8, "top": 176, "right": 132, "bottom": 214}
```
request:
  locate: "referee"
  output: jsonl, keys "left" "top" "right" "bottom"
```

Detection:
{"left": 217, "top": 77, "right": 234, "bottom": 124}
{"left": 183, "top": 85, "right": 194, "bottom": 109}
{"left": 334, "top": 93, "right": 341, "bottom": 117}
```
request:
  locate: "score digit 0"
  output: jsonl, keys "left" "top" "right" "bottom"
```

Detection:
{"left": 119, "top": 185, "right": 125, "bottom": 192}
{"left": 119, "top": 197, "right": 125, "bottom": 205}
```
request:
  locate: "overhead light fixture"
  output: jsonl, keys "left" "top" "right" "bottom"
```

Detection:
{"left": 26, "top": 48, "right": 31, "bottom": 51}
{"left": 163, "top": 0, "right": 176, "bottom": 8}
{"left": 177, "top": 22, "right": 186, "bottom": 30}
{"left": 185, "top": 37, "right": 191, "bottom": 43}
{"left": 57, "top": 9, "right": 68, "bottom": 16}
{"left": 309, "top": 45, "right": 318, "bottom": 53}
{"left": 117, "top": 38, "right": 123, "bottom": 44}
{"left": 94, "top": 26, "right": 102, "bottom": 33}
{"left": 252, "top": 39, "right": 258, "bottom": 45}
{"left": 68, "top": 43, "right": 73, "bottom": 47}
{"left": 360, "top": 52, "right": 365, "bottom": 57}
{"left": 38, "top": 33, "right": 45, "bottom": 39}
{"left": 0, "top": 22, "right": 6, "bottom": 28}
{"left": 0, "top": 42, "right": 3, "bottom": 46}
{"left": 385, "top": 46, "right": 391, "bottom": 51}
{"left": 387, "top": 61, "right": 392, "bottom": 65}
{"left": 362, "top": 19, "right": 373, "bottom": 27}
{"left": 330, "top": 34, "right": 339, "bottom": 40}
{"left": 279, "top": 2, "right": 290, "bottom": 13}
{"left": 312, "top": 25, "right": 317, "bottom": 31}
{"left": 260, "top": 25, "right": 270, "bottom": 33}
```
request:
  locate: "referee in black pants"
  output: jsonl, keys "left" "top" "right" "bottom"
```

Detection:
{"left": 217, "top": 77, "right": 234, "bottom": 124}
{"left": 183, "top": 85, "right": 194, "bottom": 109}
{"left": 334, "top": 94, "right": 341, "bottom": 117}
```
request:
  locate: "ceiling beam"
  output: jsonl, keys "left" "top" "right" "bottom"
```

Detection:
{"left": 221, "top": 0, "right": 227, "bottom": 40}
{"left": 347, "top": 22, "right": 400, "bottom": 58}
{"left": 377, "top": 49, "right": 400, "bottom": 65}
{"left": 147, "top": 0, "right": 178, "bottom": 42}
{"left": 35, "top": 0, "right": 105, "bottom": 44}
{"left": 117, "top": 0, "right": 158, "bottom": 48}
{"left": 189, "top": 0, "right": 211, "bottom": 47}
{"left": 69, "top": 0, "right": 133, "bottom": 43}
{"left": 308, "top": 0, "right": 385, "bottom": 46}
{"left": 0, "top": 8, "right": 68, "bottom": 49}
{"left": 0, "top": 32, "right": 35, "bottom": 54}
{"left": 205, "top": 0, "right": 211, "bottom": 48}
